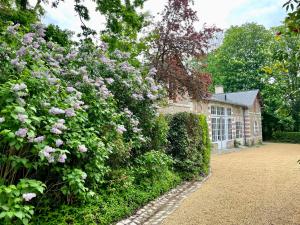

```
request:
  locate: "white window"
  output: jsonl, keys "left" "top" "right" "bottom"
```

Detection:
{"left": 211, "top": 106, "right": 216, "bottom": 115}
{"left": 227, "top": 108, "right": 232, "bottom": 116}
{"left": 228, "top": 118, "right": 232, "bottom": 140}
{"left": 236, "top": 122, "right": 243, "bottom": 139}
{"left": 254, "top": 121, "right": 259, "bottom": 136}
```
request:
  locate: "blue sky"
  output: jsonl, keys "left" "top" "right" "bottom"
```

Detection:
{"left": 41, "top": 0, "right": 287, "bottom": 33}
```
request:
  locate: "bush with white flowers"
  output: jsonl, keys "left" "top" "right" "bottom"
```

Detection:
{"left": 0, "top": 23, "right": 165, "bottom": 224}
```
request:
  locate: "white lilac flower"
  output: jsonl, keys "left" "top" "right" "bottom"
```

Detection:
{"left": 81, "top": 172, "right": 87, "bottom": 180}
{"left": 33, "top": 136, "right": 45, "bottom": 143}
{"left": 16, "top": 98, "right": 26, "bottom": 106}
{"left": 50, "top": 127, "right": 62, "bottom": 135}
{"left": 22, "top": 193, "right": 36, "bottom": 201}
{"left": 65, "top": 108, "right": 76, "bottom": 117}
{"left": 116, "top": 125, "right": 127, "bottom": 134}
{"left": 66, "top": 87, "right": 76, "bottom": 93}
{"left": 49, "top": 107, "right": 65, "bottom": 115}
{"left": 132, "top": 93, "right": 144, "bottom": 100}
{"left": 78, "top": 145, "right": 88, "bottom": 153}
{"left": 133, "top": 127, "right": 141, "bottom": 133}
{"left": 105, "top": 78, "right": 114, "bottom": 84}
{"left": 124, "top": 108, "right": 133, "bottom": 117}
{"left": 55, "top": 139, "right": 64, "bottom": 147}
{"left": 42, "top": 102, "right": 50, "bottom": 107}
{"left": 58, "top": 154, "right": 67, "bottom": 163}
{"left": 15, "top": 128, "right": 28, "bottom": 138}
{"left": 47, "top": 77, "right": 59, "bottom": 85}
{"left": 47, "top": 155, "right": 55, "bottom": 163}
{"left": 131, "top": 119, "right": 139, "bottom": 126}
{"left": 17, "top": 92, "right": 28, "bottom": 97}
{"left": 0, "top": 117, "right": 5, "bottom": 123}
{"left": 17, "top": 114, "right": 28, "bottom": 123}
{"left": 139, "top": 136, "right": 146, "bottom": 142}
{"left": 12, "top": 83, "right": 27, "bottom": 92}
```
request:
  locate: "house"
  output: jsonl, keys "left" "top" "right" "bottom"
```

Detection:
{"left": 159, "top": 86, "right": 263, "bottom": 152}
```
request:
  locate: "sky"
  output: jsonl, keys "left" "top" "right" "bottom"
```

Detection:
{"left": 41, "top": 0, "right": 287, "bottom": 34}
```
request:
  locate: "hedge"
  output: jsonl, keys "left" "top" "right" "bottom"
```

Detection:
{"left": 167, "top": 112, "right": 211, "bottom": 179}
{"left": 272, "top": 131, "right": 300, "bottom": 143}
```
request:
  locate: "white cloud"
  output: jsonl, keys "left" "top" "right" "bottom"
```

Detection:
{"left": 41, "top": 0, "right": 286, "bottom": 34}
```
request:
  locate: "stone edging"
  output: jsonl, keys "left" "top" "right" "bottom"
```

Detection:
{"left": 115, "top": 172, "right": 211, "bottom": 225}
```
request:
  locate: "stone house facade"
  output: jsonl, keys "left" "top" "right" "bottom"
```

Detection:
{"left": 159, "top": 86, "right": 263, "bottom": 153}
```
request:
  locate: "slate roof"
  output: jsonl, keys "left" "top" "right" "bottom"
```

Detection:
{"left": 209, "top": 90, "right": 260, "bottom": 108}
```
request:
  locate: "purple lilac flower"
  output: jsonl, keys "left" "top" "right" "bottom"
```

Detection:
{"left": 33, "top": 136, "right": 45, "bottom": 143}
{"left": 78, "top": 145, "right": 88, "bottom": 153}
{"left": 15, "top": 128, "right": 28, "bottom": 138}
{"left": 147, "top": 93, "right": 156, "bottom": 100}
{"left": 58, "top": 154, "right": 67, "bottom": 163}
{"left": 66, "top": 87, "right": 76, "bottom": 93}
{"left": 22, "top": 193, "right": 36, "bottom": 201}
{"left": 151, "top": 85, "right": 159, "bottom": 92}
{"left": 148, "top": 68, "right": 157, "bottom": 76}
{"left": 131, "top": 119, "right": 139, "bottom": 126}
{"left": 16, "top": 46, "right": 27, "bottom": 57}
{"left": 57, "top": 119, "right": 65, "bottom": 124}
{"left": 23, "top": 33, "right": 35, "bottom": 45}
{"left": 41, "top": 146, "right": 56, "bottom": 158}
{"left": 32, "top": 42, "right": 40, "bottom": 49}
{"left": 55, "top": 139, "right": 64, "bottom": 147}
{"left": 119, "top": 62, "right": 135, "bottom": 73}
{"left": 49, "top": 107, "right": 65, "bottom": 115}
{"left": 7, "top": 24, "right": 20, "bottom": 35}
{"left": 105, "top": 78, "right": 114, "bottom": 84}
{"left": 132, "top": 93, "right": 144, "bottom": 100}
{"left": 17, "top": 114, "right": 28, "bottom": 123}
{"left": 50, "top": 127, "right": 62, "bottom": 135}
{"left": 53, "top": 122, "right": 67, "bottom": 130}
{"left": 99, "top": 42, "right": 108, "bottom": 51}
{"left": 65, "top": 108, "right": 76, "bottom": 117}
{"left": 11, "top": 83, "right": 27, "bottom": 92}
{"left": 116, "top": 125, "right": 127, "bottom": 134}
{"left": 11, "top": 59, "right": 27, "bottom": 72}
{"left": 0, "top": 117, "right": 5, "bottom": 123}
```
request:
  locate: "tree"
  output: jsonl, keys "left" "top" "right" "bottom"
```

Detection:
{"left": 207, "top": 23, "right": 273, "bottom": 92}
{"left": 263, "top": 28, "right": 300, "bottom": 132}
{"left": 283, "top": 0, "right": 300, "bottom": 33}
{"left": 149, "top": 0, "right": 219, "bottom": 100}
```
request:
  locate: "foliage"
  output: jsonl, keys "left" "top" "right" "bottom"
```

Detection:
{"left": 0, "top": 22, "right": 165, "bottom": 224}
{"left": 283, "top": 0, "right": 300, "bottom": 33}
{"left": 0, "top": 179, "right": 45, "bottom": 225}
{"left": 134, "top": 151, "right": 173, "bottom": 183}
{"left": 262, "top": 28, "right": 300, "bottom": 132}
{"left": 272, "top": 131, "right": 300, "bottom": 143}
{"left": 149, "top": 0, "right": 220, "bottom": 100}
{"left": 45, "top": 24, "right": 73, "bottom": 48}
{"left": 167, "top": 112, "right": 210, "bottom": 179}
{"left": 207, "top": 23, "right": 273, "bottom": 92}
{"left": 32, "top": 171, "right": 181, "bottom": 225}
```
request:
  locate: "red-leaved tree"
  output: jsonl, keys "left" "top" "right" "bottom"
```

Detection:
{"left": 149, "top": 0, "right": 220, "bottom": 100}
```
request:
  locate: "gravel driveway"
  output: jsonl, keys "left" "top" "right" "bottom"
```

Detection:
{"left": 162, "top": 143, "right": 300, "bottom": 225}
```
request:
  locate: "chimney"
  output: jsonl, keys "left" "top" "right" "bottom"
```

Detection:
{"left": 215, "top": 85, "right": 224, "bottom": 94}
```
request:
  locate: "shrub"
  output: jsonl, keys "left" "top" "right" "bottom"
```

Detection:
{"left": 272, "top": 131, "right": 300, "bottom": 143}
{"left": 167, "top": 112, "right": 211, "bottom": 179}
{"left": 0, "top": 22, "right": 165, "bottom": 224}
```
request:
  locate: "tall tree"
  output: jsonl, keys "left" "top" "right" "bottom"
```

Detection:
{"left": 149, "top": 0, "right": 219, "bottom": 100}
{"left": 207, "top": 23, "right": 273, "bottom": 92}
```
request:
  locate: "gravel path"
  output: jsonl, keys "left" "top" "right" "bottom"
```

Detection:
{"left": 162, "top": 143, "right": 300, "bottom": 225}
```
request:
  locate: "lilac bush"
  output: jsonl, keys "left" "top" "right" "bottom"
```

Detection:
{"left": 0, "top": 22, "right": 165, "bottom": 224}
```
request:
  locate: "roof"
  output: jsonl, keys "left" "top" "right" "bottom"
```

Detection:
{"left": 208, "top": 90, "right": 260, "bottom": 108}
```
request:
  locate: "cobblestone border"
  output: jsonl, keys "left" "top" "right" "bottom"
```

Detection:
{"left": 115, "top": 172, "right": 211, "bottom": 225}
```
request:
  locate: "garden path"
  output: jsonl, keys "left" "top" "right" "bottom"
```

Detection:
{"left": 162, "top": 143, "right": 300, "bottom": 225}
